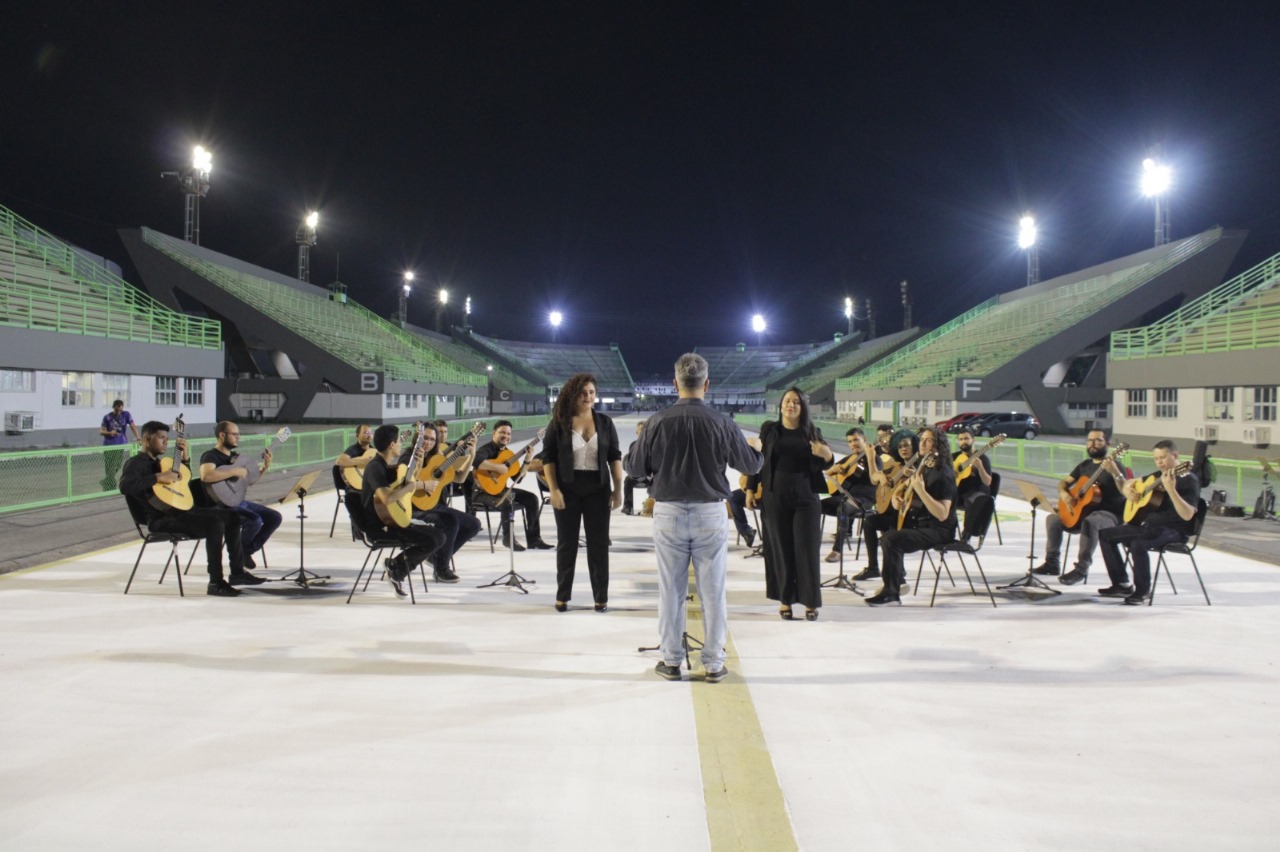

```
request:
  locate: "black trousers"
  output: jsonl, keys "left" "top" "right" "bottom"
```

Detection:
{"left": 420, "top": 506, "right": 483, "bottom": 570}
{"left": 623, "top": 475, "right": 651, "bottom": 511}
{"left": 880, "top": 523, "right": 956, "bottom": 589}
{"left": 554, "top": 476, "right": 611, "bottom": 604}
{"left": 821, "top": 485, "right": 874, "bottom": 550}
{"left": 148, "top": 506, "right": 245, "bottom": 580}
{"left": 762, "top": 490, "right": 822, "bottom": 610}
{"left": 861, "top": 511, "right": 900, "bottom": 570}
{"left": 1098, "top": 523, "right": 1185, "bottom": 594}
{"left": 388, "top": 519, "right": 449, "bottom": 572}
{"left": 477, "top": 489, "right": 543, "bottom": 542}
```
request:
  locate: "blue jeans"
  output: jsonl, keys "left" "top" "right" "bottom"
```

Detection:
{"left": 652, "top": 501, "right": 729, "bottom": 672}
{"left": 237, "top": 500, "right": 282, "bottom": 558}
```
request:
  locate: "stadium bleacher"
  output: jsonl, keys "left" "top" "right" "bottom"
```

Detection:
{"left": 695, "top": 341, "right": 842, "bottom": 390}
{"left": 0, "top": 204, "right": 220, "bottom": 349}
{"left": 408, "top": 327, "right": 545, "bottom": 396}
{"left": 465, "top": 333, "right": 634, "bottom": 391}
{"left": 771, "top": 328, "right": 920, "bottom": 396}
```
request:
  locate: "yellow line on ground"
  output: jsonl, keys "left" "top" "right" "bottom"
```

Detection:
{"left": 0, "top": 540, "right": 137, "bottom": 580}
{"left": 687, "top": 591, "right": 798, "bottom": 852}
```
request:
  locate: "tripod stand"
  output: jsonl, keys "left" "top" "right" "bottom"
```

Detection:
{"left": 639, "top": 592, "right": 704, "bottom": 670}
{"left": 276, "top": 471, "right": 331, "bottom": 588}
{"left": 998, "top": 480, "right": 1060, "bottom": 596}
{"left": 821, "top": 500, "right": 865, "bottom": 595}
{"left": 476, "top": 488, "right": 537, "bottom": 593}
{"left": 1250, "top": 459, "right": 1279, "bottom": 522}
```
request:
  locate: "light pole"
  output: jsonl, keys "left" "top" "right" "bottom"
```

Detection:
{"left": 900, "top": 281, "right": 912, "bottom": 330}
{"left": 296, "top": 211, "right": 318, "bottom": 283}
{"left": 161, "top": 145, "right": 212, "bottom": 244}
{"left": 844, "top": 296, "right": 854, "bottom": 336}
{"left": 1141, "top": 156, "right": 1172, "bottom": 246}
{"left": 397, "top": 271, "right": 414, "bottom": 326}
{"left": 549, "top": 310, "right": 563, "bottom": 342}
{"left": 436, "top": 288, "right": 449, "bottom": 333}
{"left": 751, "top": 313, "right": 766, "bottom": 347}
{"left": 1018, "top": 214, "right": 1039, "bottom": 286}
{"left": 463, "top": 295, "right": 472, "bottom": 332}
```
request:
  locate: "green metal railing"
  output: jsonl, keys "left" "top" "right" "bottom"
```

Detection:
{"left": 0, "top": 205, "right": 222, "bottom": 350}
{"left": 731, "top": 413, "right": 1269, "bottom": 508}
{"left": 0, "top": 416, "right": 552, "bottom": 515}
{"left": 1111, "top": 251, "right": 1280, "bottom": 359}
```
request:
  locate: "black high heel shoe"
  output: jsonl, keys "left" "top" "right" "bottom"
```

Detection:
{"left": 805, "top": 609, "right": 819, "bottom": 621}
{"left": 779, "top": 607, "right": 794, "bottom": 620}
{"left": 554, "top": 601, "right": 568, "bottom": 612}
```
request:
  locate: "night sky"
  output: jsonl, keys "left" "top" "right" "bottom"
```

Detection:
{"left": 4, "top": 2, "right": 1279, "bottom": 378}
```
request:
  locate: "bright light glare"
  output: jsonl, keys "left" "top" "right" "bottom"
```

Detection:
{"left": 192, "top": 146, "right": 212, "bottom": 173}
{"left": 439, "top": 289, "right": 449, "bottom": 305}
{"left": 465, "top": 296, "right": 472, "bottom": 315}
{"left": 751, "top": 314, "right": 766, "bottom": 334}
{"left": 403, "top": 271, "right": 415, "bottom": 283}
{"left": 844, "top": 297, "right": 853, "bottom": 318}
{"left": 1141, "top": 158, "right": 1172, "bottom": 197}
{"left": 486, "top": 364, "right": 493, "bottom": 372}
{"left": 1017, "top": 215, "right": 1037, "bottom": 249}
{"left": 402, "top": 284, "right": 411, "bottom": 296}
{"left": 549, "top": 310, "right": 563, "bottom": 327}
{"left": 305, "top": 211, "right": 319, "bottom": 229}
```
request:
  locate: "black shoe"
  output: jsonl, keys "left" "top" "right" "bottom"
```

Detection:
{"left": 207, "top": 579, "right": 242, "bottom": 597}
{"left": 655, "top": 661, "right": 682, "bottom": 681}
{"left": 865, "top": 589, "right": 901, "bottom": 606}
{"left": 622, "top": 506, "right": 635, "bottom": 516}
{"left": 1097, "top": 584, "right": 1135, "bottom": 598}
{"left": 1032, "top": 561, "right": 1060, "bottom": 576}
{"left": 779, "top": 607, "right": 794, "bottom": 620}
{"left": 1123, "top": 590, "right": 1151, "bottom": 606}
{"left": 227, "top": 571, "right": 266, "bottom": 586}
{"left": 1060, "top": 567, "right": 1089, "bottom": 586}
{"left": 743, "top": 530, "right": 756, "bottom": 548}
{"left": 805, "top": 609, "right": 819, "bottom": 621}
{"left": 383, "top": 558, "right": 408, "bottom": 597}
{"left": 852, "top": 567, "right": 880, "bottom": 582}
{"left": 433, "top": 568, "right": 460, "bottom": 584}
{"left": 704, "top": 666, "right": 728, "bottom": 683}
{"left": 554, "top": 601, "right": 568, "bottom": 612}
{"left": 527, "top": 539, "right": 554, "bottom": 550}
{"left": 244, "top": 554, "right": 257, "bottom": 569}
{"left": 594, "top": 603, "right": 609, "bottom": 613}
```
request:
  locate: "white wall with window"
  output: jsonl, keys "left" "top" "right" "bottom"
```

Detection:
{"left": 1112, "top": 384, "right": 1279, "bottom": 452}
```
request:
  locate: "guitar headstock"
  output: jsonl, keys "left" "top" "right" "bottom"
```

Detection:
{"left": 1110, "top": 442, "right": 1130, "bottom": 459}
{"left": 992, "top": 434, "right": 1007, "bottom": 446}
{"left": 172, "top": 413, "right": 186, "bottom": 438}
{"left": 276, "top": 426, "right": 292, "bottom": 443}
{"left": 533, "top": 427, "right": 547, "bottom": 445}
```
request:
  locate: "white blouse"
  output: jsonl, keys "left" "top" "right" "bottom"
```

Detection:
{"left": 571, "top": 429, "right": 598, "bottom": 471}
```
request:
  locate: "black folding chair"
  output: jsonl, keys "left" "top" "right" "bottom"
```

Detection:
{"left": 988, "top": 471, "right": 1004, "bottom": 545}
{"left": 343, "top": 496, "right": 417, "bottom": 604}
{"left": 915, "top": 494, "right": 998, "bottom": 607}
{"left": 1149, "top": 498, "right": 1211, "bottom": 606}
{"left": 123, "top": 500, "right": 200, "bottom": 596}
{"left": 329, "top": 466, "right": 354, "bottom": 539}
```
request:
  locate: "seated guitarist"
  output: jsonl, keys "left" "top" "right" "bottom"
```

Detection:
{"left": 1034, "top": 429, "right": 1127, "bottom": 585}
{"left": 471, "top": 420, "right": 554, "bottom": 551}
{"left": 822, "top": 427, "right": 876, "bottom": 563}
{"left": 621, "top": 419, "right": 653, "bottom": 515}
{"left": 361, "top": 425, "right": 449, "bottom": 598}
{"left": 119, "top": 420, "right": 250, "bottom": 597}
{"left": 856, "top": 429, "right": 918, "bottom": 583}
{"left": 399, "top": 422, "right": 481, "bottom": 583}
{"left": 199, "top": 420, "right": 280, "bottom": 580}
{"left": 333, "top": 424, "right": 373, "bottom": 489}
{"left": 1096, "top": 440, "right": 1198, "bottom": 605}
{"left": 954, "top": 426, "right": 993, "bottom": 512}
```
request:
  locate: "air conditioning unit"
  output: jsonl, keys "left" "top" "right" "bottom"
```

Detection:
{"left": 4, "top": 411, "right": 37, "bottom": 434}
{"left": 1195, "top": 424, "right": 1219, "bottom": 441}
{"left": 1246, "top": 426, "right": 1272, "bottom": 447}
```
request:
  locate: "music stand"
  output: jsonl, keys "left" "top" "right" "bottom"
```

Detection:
{"left": 276, "top": 470, "right": 330, "bottom": 588}
{"left": 476, "top": 488, "right": 537, "bottom": 593}
{"left": 639, "top": 589, "right": 704, "bottom": 671}
{"left": 821, "top": 499, "right": 864, "bottom": 595}
{"left": 997, "top": 480, "right": 1060, "bottom": 596}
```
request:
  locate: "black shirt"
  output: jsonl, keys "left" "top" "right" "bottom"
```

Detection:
{"left": 1067, "top": 458, "right": 1127, "bottom": 517}
{"left": 909, "top": 462, "right": 958, "bottom": 531}
{"left": 1139, "top": 471, "right": 1200, "bottom": 536}
{"left": 626, "top": 398, "right": 761, "bottom": 502}
{"left": 119, "top": 451, "right": 190, "bottom": 523}
{"left": 956, "top": 453, "right": 992, "bottom": 500}
{"left": 360, "top": 454, "right": 399, "bottom": 525}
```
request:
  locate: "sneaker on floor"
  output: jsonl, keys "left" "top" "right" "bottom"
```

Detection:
{"left": 1123, "top": 590, "right": 1151, "bottom": 606}
{"left": 206, "top": 579, "right": 242, "bottom": 597}
{"left": 1032, "top": 561, "right": 1060, "bottom": 576}
{"left": 1059, "top": 567, "right": 1089, "bottom": 586}
{"left": 1097, "top": 584, "right": 1134, "bottom": 598}
{"left": 704, "top": 666, "right": 728, "bottom": 683}
{"left": 433, "top": 568, "right": 460, "bottom": 584}
{"left": 654, "top": 661, "right": 683, "bottom": 681}
{"left": 527, "top": 539, "right": 554, "bottom": 550}
{"left": 228, "top": 571, "right": 266, "bottom": 586}
{"left": 383, "top": 558, "right": 408, "bottom": 597}
{"left": 742, "top": 530, "right": 756, "bottom": 548}
{"left": 852, "top": 567, "right": 880, "bottom": 581}
{"left": 824, "top": 551, "right": 842, "bottom": 563}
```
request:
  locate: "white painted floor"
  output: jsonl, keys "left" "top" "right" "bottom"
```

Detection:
{"left": 2, "top": 420, "right": 1278, "bottom": 851}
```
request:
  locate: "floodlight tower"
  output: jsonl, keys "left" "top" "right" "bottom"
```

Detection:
{"left": 397, "top": 271, "right": 414, "bottom": 326}
{"left": 751, "top": 313, "right": 766, "bottom": 347}
{"left": 844, "top": 296, "right": 854, "bottom": 336}
{"left": 296, "top": 211, "right": 318, "bottom": 283}
{"left": 161, "top": 145, "right": 212, "bottom": 244}
{"left": 1018, "top": 214, "right": 1039, "bottom": 286}
{"left": 436, "top": 288, "right": 450, "bottom": 333}
{"left": 900, "top": 281, "right": 912, "bottom": 330}
{"left": 549, "top": 310, "right": 563, "bottom": 342}
{"left": 866, "top": 297, "right": 875, "bottom": 338}
{"left": 1141, "top": 157, "right": 1172, "bottom": 246}
{"left": 463, "top": 295, "right": 472, "bottom": 332}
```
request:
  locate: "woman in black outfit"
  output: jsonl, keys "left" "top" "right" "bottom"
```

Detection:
{"left": 747, "top": 388, "right": 835, "bottom": 621}
{"left": 540, "top": 373, "right": 624, "bottom": 612}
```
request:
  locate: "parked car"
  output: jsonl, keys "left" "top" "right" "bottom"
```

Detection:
{"left": 935, "top": 412, "right": 982, "bottom": 431}
{"left": 972, "top": 412, "right": 1040, "bottom": 440}
{"left": 945, "top": 413, "right": 994, "bottom": 433}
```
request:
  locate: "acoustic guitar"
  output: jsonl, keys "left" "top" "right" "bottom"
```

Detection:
{"left": 375, "top": 424, "right": 428, "bottom": 528}
{"left": 341, "top": 447, "right": 375, "bottom": 490}
{"left": 953, "top": 435, "right": 1006, "bottom": 484}
{"left": 875, "top": 453, "right": 915, "bottom": 514}
{"left": 149, "top": 414, "right": 194, "bottom": 514}
{"left": 474, "top": 428, "right": 545, "bottom": 497}
{"left": 412, "top": 422, "right": 487, "bottom": 511}
{"left": 205, "top": 427, "right": 292, "bottom": 508}
{"left": 895, "top": 452, "right": 937, "bottom": 530}
{"left": 1057, "top": 442, "right": 1130, "bottom": 530}
{"left": 825, "top": 449, "right": 867, "bottom": 495}
{"left": 1123, "top": 460, "right": 1193, "bottom": 524}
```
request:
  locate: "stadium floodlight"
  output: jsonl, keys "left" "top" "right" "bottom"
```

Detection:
{"left": 160, "top": 144, "right": 214, "bottom": 244}
{"left": 305, "top": 211, "right": 319, "bottom": 229}
{"left": 438, "top": 288, "right": 449, "bottom": 305}
{"left": 844, "top": 296, "right": 854, "bottom": 337}
{"left": 295, "top": 211, "right": 319, "bottom": 282}
{"left": 396, "top": 271, "right": 414, "bottom": 325}
{"left": 549, "top": 310, "right": 563, "bottom": 342}
{"left": 1141, "top": 157, "right": 1172, "bottom": 246}
{"left": 486, "top": 364, "right": 493, "bottom": 372}
{"left": 1018, "top": 214, "right": 1040, "bottom": 287}
{"left": 192, "top": 146, "right": 212, "bottom": 176}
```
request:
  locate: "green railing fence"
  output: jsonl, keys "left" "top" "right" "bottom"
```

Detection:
{"left": 0, "top": 416, "right": 551, "bottom": 515}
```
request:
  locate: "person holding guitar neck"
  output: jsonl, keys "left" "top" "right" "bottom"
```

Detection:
{"left": 953, "top": 426, "right": 994, "bottom": 511}
{"left": 1033, "top": 429, "right": 1128, "bottom": 586}
{"left": 333, "top": 424, "right": 374, "bottom": 489}
{"left": 1096, "top": 440, "right": 1198, "bottom": 605}
{"left": 854, "top": 428, "right": 917, "bottom": 583}
{"left": 398, "top": 422, "right": 481, "bottom": 583}
{"left": 867, "top": 426, "right": 957, "bottom": 606}
{"left": 199, "top": 421, "right": 280, "bottom": 580}
{"left": 540, "top": 373, "right": 624, "bottom": 613}
{"left": 821, "top": 427, "right": 877, "bottom": 563}
{"left": 621, "top": 418, "right": 653, "bottom": 515}
{"left": 119, "top": 420, "right": 251, "bottom": 597}
{"left": 361, "top": 424, "right": 449, "bottom": 598}
{"left": 472, "top": 420, "right": 554, "bottom": 552}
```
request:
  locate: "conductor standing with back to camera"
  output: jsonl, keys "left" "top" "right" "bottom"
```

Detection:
{"left": 746, "top": 387, "right": 834, "bottom": 621}
{"left": 541, "top": 372, "right": 624, "bottom": 613}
